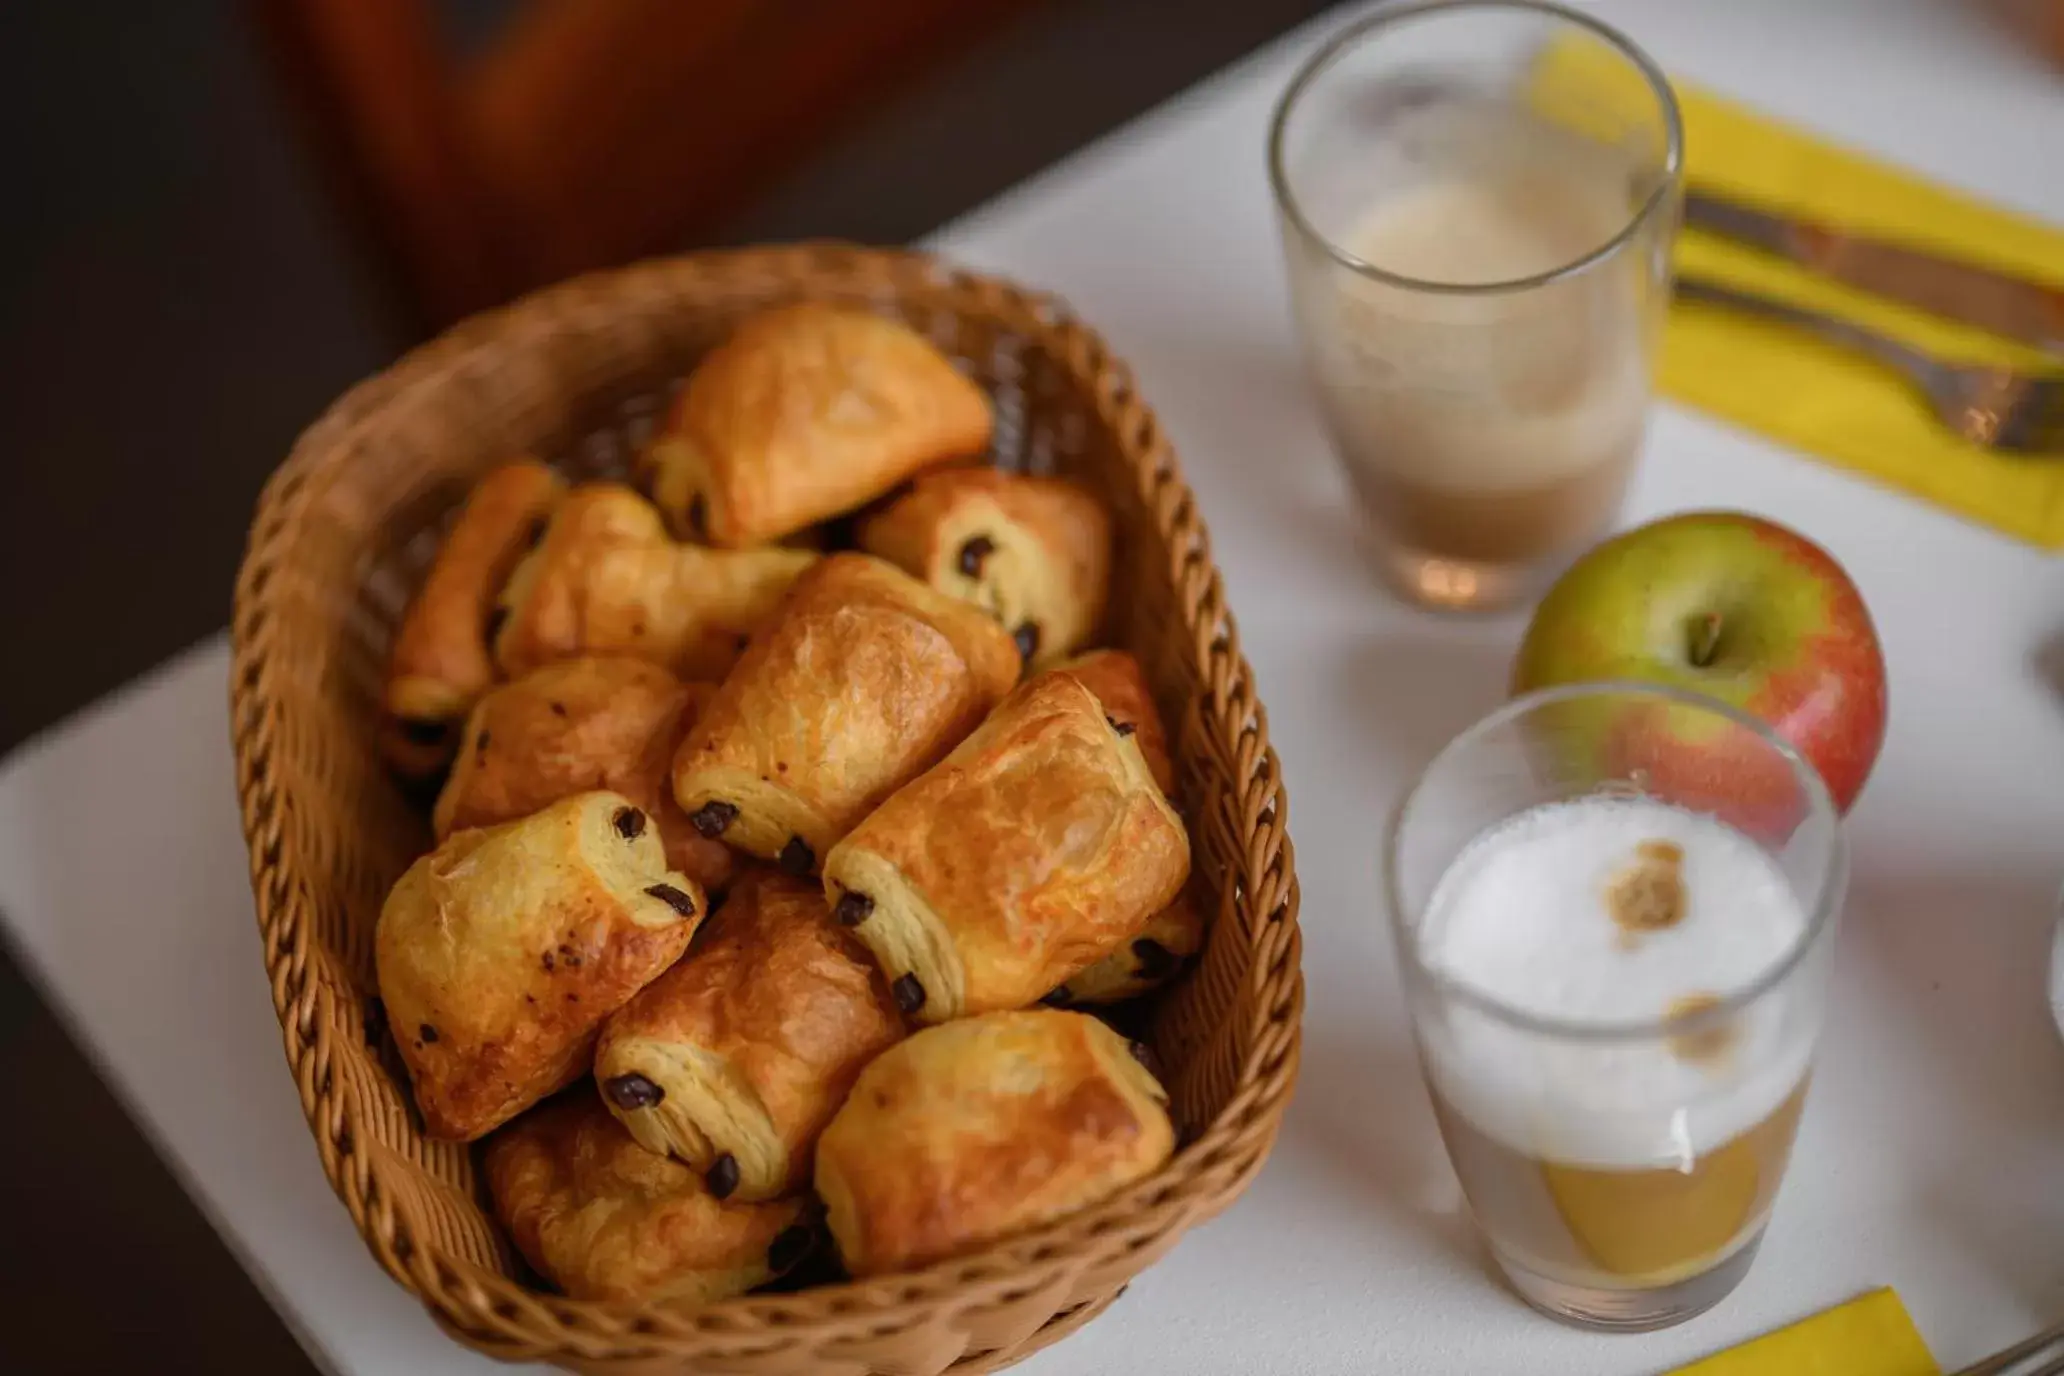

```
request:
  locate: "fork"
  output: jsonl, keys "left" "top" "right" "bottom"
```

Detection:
{"left": 1950, "top": 1319, "right": 2064, "bottom": 1375}
{"left": 1673, "top": 274, "right": 2064, "bottom": 454}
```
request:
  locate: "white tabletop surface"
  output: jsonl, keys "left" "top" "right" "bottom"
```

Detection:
{"left": 6, "top": 2, "right": 2064, "bottom": 1372}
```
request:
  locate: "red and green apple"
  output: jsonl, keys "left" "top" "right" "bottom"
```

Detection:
{"left": 1512, "top": 511, "right": 1887, "bottom": 820}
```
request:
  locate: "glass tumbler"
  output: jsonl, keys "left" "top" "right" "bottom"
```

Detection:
{"left": 1269, "top": 1, "right": 1683, "bottom": 611}
{"left": 1386, "top": 682, "right": 1846, "bottom": 1329}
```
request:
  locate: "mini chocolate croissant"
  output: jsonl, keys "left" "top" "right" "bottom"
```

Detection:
{"left": 492, "top": 483, "right": 815, "bottom": 682}
{"left": 815, "top": 1010, "right": 1175, "bottom": 1277}
{"left": 671, "top": 553, "right": 1020, "bottom": 876}
{"left": 859, "top": 469, "right": 1112, "bottom": 668}
{"left": 642, "top": 303, "right": 992, "bottom": 548}
{"left": 433, "top": 657, "right": 737, "bottom": 894}
{"left": 486, "top": 1090, "right": 819, "bottom": 1303}
{"left": 1049, "top": 884, "right": 1207, "bottom": 1006}
{"left": 1045, "top": 649, "right": 1201, "bottom": 1003}
{"left": 1054, "top": 648, "right": 1175, "bottom": 796}
{"left": 383, "top": 459, "right": 565, "bottom": 776}
{"left": 594, "top": 871, "right": 904, "bottom": 1202}
{"left": 823, "top": 671, "right": 1190, "bottom": 1024}
{"left": 375, "top": 791, "right": 706, "bottom": 1140}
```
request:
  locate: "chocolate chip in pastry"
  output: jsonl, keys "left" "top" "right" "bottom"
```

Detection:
{"left": 383, "top": 459, "right": 566, "bottom": 777}
{"left": 814, "top": 1009, "right": 1175, "bottom": 1277}
{"left": 377, "top": 716, "right": 462, "bottom": 793}
{"left": 1052, "top": 648, "right": 1175, "bottom": 797}
{"left": 485, "top": 1090, "right": 818, "bottom": 1303}
{"left": 594, "top": 871, "right": 904, "bottom": 1201}
{"left": 641, "top": 303, "right": 992, "bottom": 548}
{"left": 859, "top": 469, "right": 1112, "bottom": 670}
{"left": 1047, "top": 884, "right": 1207, "bottom": 1006}
{"left": 375, "top": 791, "right": 706, "bottom": 1140}
{"left": 671, "top": 553, "right": 1019, "bottom": 873}
{"left": 492, "top": 483, "right": 815, "bottom": 682}
{"left": 432, "top": 657, "right": 738, "bottom": 895}
{"left": 822, "top": 671, "right": 1190, "bottom": 1024}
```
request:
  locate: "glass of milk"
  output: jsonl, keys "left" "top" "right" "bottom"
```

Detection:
{"left": 1386, "top": 681, "right": 1846, "bottom": 1329}
{"left": 1269, "top": 1, "right": 1683, "bottom": 611}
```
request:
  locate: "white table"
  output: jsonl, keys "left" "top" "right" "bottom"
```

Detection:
{"left": 6, "top": 2, "right": 2064, "bottom": 1371}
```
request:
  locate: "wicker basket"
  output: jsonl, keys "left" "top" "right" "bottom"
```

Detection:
{"left": 229, "top": 244, "right": 1303, "bottom": 1375}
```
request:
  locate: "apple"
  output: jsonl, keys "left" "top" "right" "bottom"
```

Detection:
{"left": 1512, "top": 511, "right": 1887, "bottom": 819}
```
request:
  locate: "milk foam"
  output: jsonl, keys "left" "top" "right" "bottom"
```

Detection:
{"left": 1350, "top": 174, "right": 1619, "bottom": 287}
{"left": 1416, "top": 798, "right": 1818, "bottom": 1169}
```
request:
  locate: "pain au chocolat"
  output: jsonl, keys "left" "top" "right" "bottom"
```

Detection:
{"left": 1044, "top": 647, "right": 1203, "bottom": 1002}
{"left": 1053, "top": 648, "right": 1175, "bottom": 795}
{"left": 860, "top": 468, "right": 1112, "bottom": 669}
{"left": 814, "top": 1009, "right": 1175, "bottom": 1277}
{"left": 671, "top": 553, "right": 1019, "bottom": 877}
{"left": 432, "top": 656, "right": 737, "bottom": 894}
{"left": 491, "top": 483, "right": 815, "bottom": 683}
{"left": 1050, "top": 883, "right": 1207, "bottom": 1005}
{"left": 594, "top": 871, "right": 903, "bottom": 1202}
{"left": 375, "top": 791, "right": 706, "bottom": 1140}
{"left": 486, "top": 1090, "right": 818, "bottom": 1303}
{"left": 642, "top": 302, "right": 992, "bottom": 549}
{"left": 383, "top": 459, "right": 565, "bottom": 777}
{"left": 823, "top": 670, "right": 1189, "bottom": 1023}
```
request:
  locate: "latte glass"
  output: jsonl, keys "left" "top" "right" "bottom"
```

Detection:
{"left": 1269, "top": 1, "right": 1683, "bottom": 611}
{"left": 1386, "top": 683, "right": 1845, "bottom": 1329}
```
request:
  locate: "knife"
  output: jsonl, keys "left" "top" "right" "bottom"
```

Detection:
{"left": 1681, "top": 188, "right": 2064, "bottom": 352}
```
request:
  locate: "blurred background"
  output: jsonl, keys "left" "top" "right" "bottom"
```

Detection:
{"left": 0, "top": 3, "right": 1352, "bottom": 1369}
{"left": 1, "top": 1, "right": 2060, "bottom": 1371}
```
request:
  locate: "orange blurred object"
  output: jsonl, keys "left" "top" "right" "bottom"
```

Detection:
{"left": 2000, "top": 0, "right": 2064, "bottom": 65}
{"left": 252, "top": 0, "right": 1035, "bottom": 333}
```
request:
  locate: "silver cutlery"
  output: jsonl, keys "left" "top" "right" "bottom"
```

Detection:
{"left": 1674, "top": 274, "right": 2064, "bottom": 454}
{"left": 1683, "top": 188, "right": 2064, "bottom": 352}
{"left": 1950, "top": 1319, "right": 2064, "bottom": 1376}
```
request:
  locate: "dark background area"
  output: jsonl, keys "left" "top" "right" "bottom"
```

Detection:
{"left": 0, "top": 2, "right": 1331, "bottom": 1370}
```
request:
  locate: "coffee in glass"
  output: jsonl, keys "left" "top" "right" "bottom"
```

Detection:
{"left": 1270, "top": 2, "right": 1682, "bottom": 610}
{"left": 1387, "top": 683, "right": 1845, "bottom": 1329}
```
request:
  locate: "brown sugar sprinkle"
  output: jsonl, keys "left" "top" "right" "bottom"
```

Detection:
{"left": 1607, "top": 838, "right": 1687, "bottom": 933}
{"left": 1665, "top": 992, "right": 1736, "bottom": 1064}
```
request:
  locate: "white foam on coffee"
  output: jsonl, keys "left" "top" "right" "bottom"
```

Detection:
{"left": 1415, "top": 797, "right": 1819, "bottom": 1170}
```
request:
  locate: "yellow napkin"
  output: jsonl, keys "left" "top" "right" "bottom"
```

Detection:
{"left": 1666, "top": 1288, "right": 1939, "bottom": 1376}
{"left": 1531, "top": 38, "right": 2064, "bottom": 548}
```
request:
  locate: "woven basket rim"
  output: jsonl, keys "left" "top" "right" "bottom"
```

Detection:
{"left": 229, "top": 243, "right": 1304, "bottom": 1356}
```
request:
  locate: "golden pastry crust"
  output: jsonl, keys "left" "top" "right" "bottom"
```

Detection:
{"left": 1051, "top": 884, "right": 1207, "bottom": 1005}
{"left": 822, "top": 672, "right": 1190, "bottom": 1024}
{"left": 671, "top": 554, "right": 1020, "bottom": 874}
{"left": 492, "top": 483, "right": 815, "bottom": 681}
{"left": 594, "top": 871, "right": 904, "bottom": 1201}
{"left": 859, "top": 469, "right": 1112, "bottom": 669}
{"left": 383, "top": 459, "right": 566, "bottom": 772}
{"left": 485, "top": 1091, "right": 817, "bottom": 1303}
{"left": 815, "top": 1010, "right": 1174, "bottom": 1277}
{"left": 1044, "top": 648, "right": 1206, "bottom": 1004}
{"left": 432, "top": 658, "right": 738, "bottom": 895}
{"left": 642, "top": 303, "right": 992, "bottom": 548}
{"left": 375, "top": 791, "right": 706, "bottom": 1140}
{"left": 1053, "top": 648, "right": 1175, "bottom": 796}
